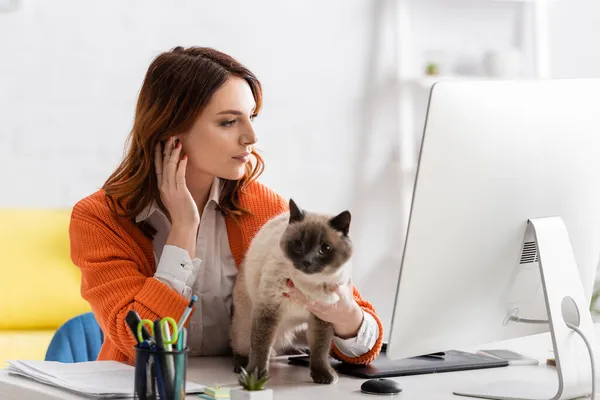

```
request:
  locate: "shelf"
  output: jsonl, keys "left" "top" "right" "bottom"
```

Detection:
{"left": 404, "top": 75, "right": 495, "bottom": 90}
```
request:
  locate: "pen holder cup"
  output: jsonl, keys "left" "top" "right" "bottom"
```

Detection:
{"left": 134, "top": 344, "right": 189, "bottom": 400}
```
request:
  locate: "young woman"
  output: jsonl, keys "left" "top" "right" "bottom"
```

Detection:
{"left": 69, "top": 46, "right": 383, "bottom": 366}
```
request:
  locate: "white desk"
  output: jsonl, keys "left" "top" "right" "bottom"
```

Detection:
{"left": 1, "top": 325, "right": 597, "bottom": 400}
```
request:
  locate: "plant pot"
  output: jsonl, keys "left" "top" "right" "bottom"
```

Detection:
{"left": 229, "top": 387, "right": 273, "bottom": 400}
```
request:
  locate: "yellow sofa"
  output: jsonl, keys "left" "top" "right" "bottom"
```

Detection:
{"left": 0, "top": 209, "right": 91, "bottom": 366}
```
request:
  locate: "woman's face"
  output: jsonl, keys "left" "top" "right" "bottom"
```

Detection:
{"left": 180, "top": 76, "right": 258, "bottom": 181}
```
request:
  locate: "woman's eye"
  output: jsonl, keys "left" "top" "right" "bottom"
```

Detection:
{"left": 221, "top": 119, "right": 236, "bottom": 127}
{"left": 319, "top": 244, "right": 331, "bottom": 255}
{"left": 250, "top": 113, "right": 258, "bottom": 122}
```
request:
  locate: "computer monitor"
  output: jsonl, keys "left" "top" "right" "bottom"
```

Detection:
{"left": 386, "top": 79, "right": 600, "bottom": 399}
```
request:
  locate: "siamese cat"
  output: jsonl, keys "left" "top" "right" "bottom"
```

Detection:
{"left": 230, "top": 199, "right": 353, "bottom": 384}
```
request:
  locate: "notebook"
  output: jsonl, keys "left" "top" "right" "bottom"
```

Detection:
{"left": 6, "top": 360, "right": 205, "bottom": 399}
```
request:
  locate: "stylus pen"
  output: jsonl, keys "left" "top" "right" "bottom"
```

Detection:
{"left": 177, "top": 294, "right": 198, "bottom": 332}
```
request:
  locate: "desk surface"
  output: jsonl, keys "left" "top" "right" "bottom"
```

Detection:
{"left": 1, "top": 325, "right": 595, "bottom": 400}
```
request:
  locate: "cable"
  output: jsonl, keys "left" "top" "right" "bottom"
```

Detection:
{"left": 565, "top": 322, "right": 596, "bottom": 400}
{"left": 508, "top": 316, "right": 595, "bottom": 398}
{"left": 508, "top": 315, "right": 548, "bottom": 324}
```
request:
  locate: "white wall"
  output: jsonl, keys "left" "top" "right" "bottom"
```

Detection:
{"left": 0, "top": 0, "right": 374, "bottom": 212}
{"left": 1, "top": 0, "right": 598, "bottom": 337}
{"left": 550, "top": 0, "right": 600, "bottom": 78}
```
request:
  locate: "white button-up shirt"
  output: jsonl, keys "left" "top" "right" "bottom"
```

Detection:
{"left": 136, "top": 177, "right": 378, "bottom": 358}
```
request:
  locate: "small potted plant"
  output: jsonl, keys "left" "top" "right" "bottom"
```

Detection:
{"left": 230, "top": 367, "right": 273, "bottom": 400}
{"left": 425, "top": 61, "right": 440, "bottom": 76}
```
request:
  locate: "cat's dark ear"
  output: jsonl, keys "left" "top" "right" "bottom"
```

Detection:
{"left": 289, "top": 199, "right": 305, "bottom": 223}
{"left": 329, "top": 210, "right": 351, "bottom": 236}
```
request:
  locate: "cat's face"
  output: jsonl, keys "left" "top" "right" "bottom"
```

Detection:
{"left": 280, "top": 199, "right": 352, "bottom": 275}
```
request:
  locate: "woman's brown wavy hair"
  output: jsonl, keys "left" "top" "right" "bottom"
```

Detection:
{"left": 103, "top": 46, "right": 264, "bottom": 229}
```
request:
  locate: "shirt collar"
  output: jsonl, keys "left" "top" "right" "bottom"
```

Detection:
{"left": 135, "top": 176, "right": 222, "bottom": 223}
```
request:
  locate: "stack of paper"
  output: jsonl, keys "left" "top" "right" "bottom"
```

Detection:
{"left": 6, "top": 360, "right": 205, "bottom": 399}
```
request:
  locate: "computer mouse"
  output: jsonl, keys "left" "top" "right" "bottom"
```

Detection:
{"left": 360, "top": 378, "right": 403, "bottom": 395}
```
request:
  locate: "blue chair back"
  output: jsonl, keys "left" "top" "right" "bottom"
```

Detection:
{"left": 45, "top": 312, "right": 104, "bottom": 363}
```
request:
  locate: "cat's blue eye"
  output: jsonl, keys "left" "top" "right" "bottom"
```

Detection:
{"left": 293, "top": 240, "right": 303, "bottom": 252}
{"left": 319, "top": 244, "right": 331, "bottom": 255}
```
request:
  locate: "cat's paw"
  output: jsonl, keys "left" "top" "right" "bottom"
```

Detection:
{"left": 246, "top": 365, "right": 269, "bottom": 380}
{"left": 233, "top": 354, "right": 249, "bottom": 373}
{"left": 245, "top": 359, "right": 269, "bottom": 379}
{"left": 310, "top": 365, "right": 338, "bottom": 384}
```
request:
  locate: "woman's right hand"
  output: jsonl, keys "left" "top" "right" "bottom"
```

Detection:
{"left": 155, "top": 137, "right": 200, "bottom": 257}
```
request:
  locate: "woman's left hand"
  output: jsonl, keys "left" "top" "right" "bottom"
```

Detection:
{"left": 284, "top": 278, "right": 364, "bottom": 339}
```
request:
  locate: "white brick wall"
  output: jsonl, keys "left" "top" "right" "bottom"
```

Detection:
{"left": 0, "top": 0, "right": 375, "bottom": 211}
{"left": 1, "top": 0, "right": 598, "bottom": 335}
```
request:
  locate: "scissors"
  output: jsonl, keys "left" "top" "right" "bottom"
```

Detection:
{"left": 137, "top": 317, "right": 179, "bottom": 345}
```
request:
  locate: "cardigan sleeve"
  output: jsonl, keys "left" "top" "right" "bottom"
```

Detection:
{"left": 332, "top": 311, "right": 379, "bottom": 356}
{"left": 69, "top": 203, "right": 192, "bottom": 362}
{"left": 330, "top": 285, "right": 384, "bottom": 364}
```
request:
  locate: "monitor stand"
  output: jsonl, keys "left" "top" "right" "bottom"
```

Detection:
{"left": 454, "top": 217, "right": 598, "bottom": 400}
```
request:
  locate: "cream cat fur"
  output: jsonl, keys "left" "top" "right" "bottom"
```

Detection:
{"left": 230, "top": 199, "right": 353, "bottom": 384}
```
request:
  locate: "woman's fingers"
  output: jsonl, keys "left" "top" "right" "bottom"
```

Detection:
{"left": 326, "top": 283, "right": 339, "bottom": 293}
{"left": 289, "top": 287, "right": 307, "bottom": 303}
{"left": 154, "top": 142, "right": 163, "bottom": 186}
{"left": 165, "top": 138, "right": 182, "bottom": 191}
{"left": 162, "top": 137, "right": 174, "bottom": 187}
{"left": 284, "top": 285, "right": 308, "bottom": 305}
{"left": 176, "top": 153, "right": 188, "bottom": 186}
{"left": 332, "top": 284, "right": 344, "bottom": 297}
{"left": 285, "top": 285, "right": 329, "bottom": 316}
{"left": 283, "top": 279, "right": 338, "bottom": 320}
{"left": 333, "top": 278, "right": 352, "bottom": 298}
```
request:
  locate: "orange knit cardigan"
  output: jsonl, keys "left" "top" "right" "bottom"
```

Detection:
{"left": 69, "top": 180, "right": 383, "bottom": 365}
